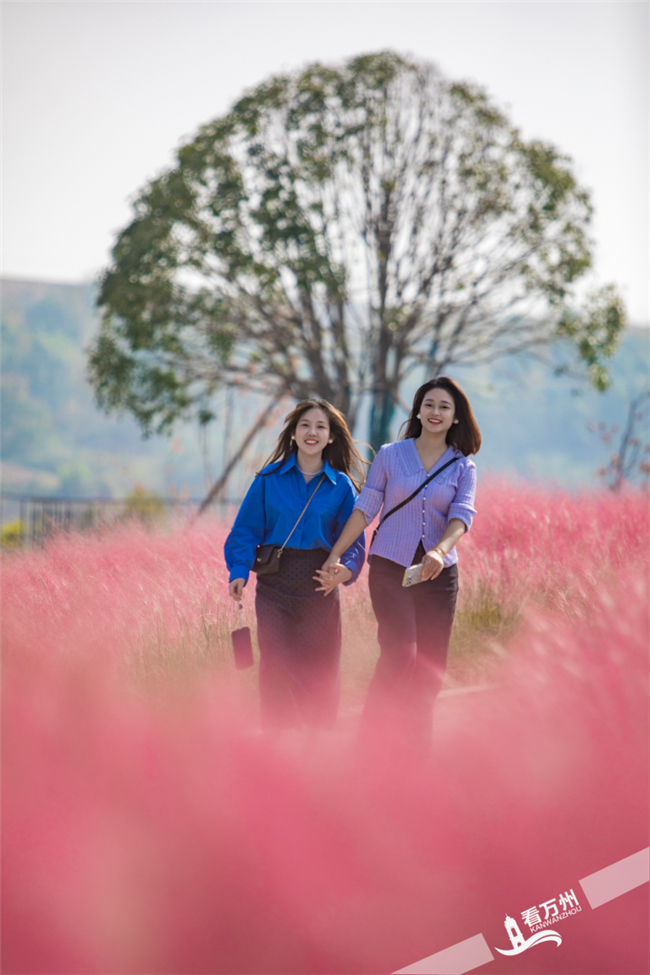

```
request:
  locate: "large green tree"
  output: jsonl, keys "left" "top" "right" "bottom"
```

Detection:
{"left": 89, "top": 51, "right": 625, "bottom": 453}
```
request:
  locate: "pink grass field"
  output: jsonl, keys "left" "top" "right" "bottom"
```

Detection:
{"left": 2, "top": 483, "right": 649, "bottom": 974}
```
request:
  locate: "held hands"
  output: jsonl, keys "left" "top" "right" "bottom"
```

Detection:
{"left": 421, "top": 548, "right": 445, "bottom": 581}
{"left": 229, "top": 578, "right": 246, "bottom": 600}
{"left": 228, "top": 557, "right": 353, "bottom": 600}
{"left": 314, "top": 555, "right": 352, "bottom": 596}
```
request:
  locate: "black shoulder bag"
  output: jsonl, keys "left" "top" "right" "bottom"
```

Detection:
{"left": 371, "top": 457, "right": 459, "bottom": 545}
{"left": 252, "top": 473, "right": 325, "bottom": 575}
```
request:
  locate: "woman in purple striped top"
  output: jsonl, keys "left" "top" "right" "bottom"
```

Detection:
{"left": 317, "top": 377, "right": 481, "bottom": 747}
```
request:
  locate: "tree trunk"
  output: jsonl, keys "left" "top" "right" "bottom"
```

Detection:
{"left": 368, "top": 387, "right": 397, "bottom": 454}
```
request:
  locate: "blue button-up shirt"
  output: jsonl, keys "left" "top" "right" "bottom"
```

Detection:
{"left": 224, "top": 453, "right": 366, "bottom": 585}
{"left": 354, "top": 440, "right": 477, "bottom": 568}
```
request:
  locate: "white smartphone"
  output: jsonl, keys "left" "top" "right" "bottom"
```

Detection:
{"left": 402, "top": 562, "right": 425, "bottom": 587}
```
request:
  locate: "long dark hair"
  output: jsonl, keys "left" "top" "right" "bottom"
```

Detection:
{"left": 260, "top": 399, "right": 369, "bottom": 491}
{"left": 402, "top": 378, "right": 482, "bottom": 456}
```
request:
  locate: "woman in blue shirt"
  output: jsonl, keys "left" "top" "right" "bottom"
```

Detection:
{"left": 319, "top": 377, "right": 481, "bottom": 748}
{"left": 225, "top": 399, "right": 366, "bottom": 730}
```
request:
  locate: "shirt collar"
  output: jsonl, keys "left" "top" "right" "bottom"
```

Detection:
{"left": 406, "top": 438, "right": 455, "bottom": 475}
{"left": 279, "top": 452, "right": 337, "bottom": 484}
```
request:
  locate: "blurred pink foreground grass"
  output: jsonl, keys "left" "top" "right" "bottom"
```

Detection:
{"left": 2, "top": 483, "right": 649, "bottom": 974}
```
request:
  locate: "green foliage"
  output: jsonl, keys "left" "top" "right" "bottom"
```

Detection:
{"left": 89, "top": 50, "right": 624, "bottom": 449}
{"left": 123, "top": 486, "right": 166, "bottom": 527}
{"left": 555, "top": 285, "right": 627, "bottom": 391}
{"left": 0, "top": 519, "right": 24, "bottom": 550}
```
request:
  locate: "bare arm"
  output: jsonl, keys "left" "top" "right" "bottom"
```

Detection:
{"left": 314, "top": 509, "right": 369, "bottom": 594}
{"left": 323, "top": 508, "right": 368, "bottom": 567}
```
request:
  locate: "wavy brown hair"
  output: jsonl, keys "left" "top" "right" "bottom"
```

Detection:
{"left": 402, "top": 377, "right": 482, "bottom": 456}
{"left": 260, "top": 399, "right": 369, "bottom": 491}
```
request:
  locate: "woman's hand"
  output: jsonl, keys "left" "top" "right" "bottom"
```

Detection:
{"left": 421, "top": 549, "right": 445, "bottom": 581}
{"left": 319, "top": 552, "right": 340, "bottom": 575}
{"left": 229, "top": 578, "right": 246, "bottom": 600}
{"left": 314, "top": 561, "right": 353, "bottom": 596}
{"left": 421, "top": 520, "right": 466, "bottom": 580}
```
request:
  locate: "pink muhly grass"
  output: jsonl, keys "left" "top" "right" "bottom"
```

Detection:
{"left": 461, "top": 480, "right": 649, "bottom": 620}
{"left": 1, "top": 519, "right": 242, "bottom": 686}
{"left": 1, "top": 485, "right": 648, "bottom": 974}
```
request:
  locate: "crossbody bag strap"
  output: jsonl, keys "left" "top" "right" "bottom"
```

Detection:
{"left": 278, "top": 473, "right": 326, "bottom": 553}
{"left": 374, "top": 456, "right": 459, "bottom": 538}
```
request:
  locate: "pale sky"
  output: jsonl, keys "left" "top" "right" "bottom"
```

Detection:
{"left": 2, "top": 0, "right": 648, "bottom": 322}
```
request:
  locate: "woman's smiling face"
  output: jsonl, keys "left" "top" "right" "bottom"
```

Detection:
{"left": 419, "top": 388, "right": 456, "bottom": 436}
{"left": 294, "top": 407, "right": 331, "bottom": 458}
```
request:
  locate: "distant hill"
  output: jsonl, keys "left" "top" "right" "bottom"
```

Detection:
{"left": 444, "top": 331, "right": 650, "bottom": 487}
{"left": 1, "top": 278, "right": 209, "bottom": 499}
{"left": 1, "top": 277, "right": 648, "bottom": 504}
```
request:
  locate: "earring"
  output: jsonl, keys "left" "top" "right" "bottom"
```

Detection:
{"left": 291, "top": 435, "right": 295, "bottom": 440}
{"left": 328, "top": 439, "right": 333, "bottom": 444}
{"left": 417, "top": 413, "right": 421, "bottom": 419}
{"left": 453, "top": 419, "right": 459, "bottom": 424}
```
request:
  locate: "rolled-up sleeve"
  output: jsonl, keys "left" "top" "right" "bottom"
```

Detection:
{"left": 334, "top": 485, "right": 366, "bottom": 585}
{"left": 448, "top": 459, "right": 477, "bottom": 531}
{"left": 353, "top": 446, "right": 388, "bottom": 524}
{"left": 224, "top": 476, "right": 266, "bottom": 583}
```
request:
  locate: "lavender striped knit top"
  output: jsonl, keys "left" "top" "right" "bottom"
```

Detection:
{"left": 354, "top": 439, "right": 477, "bottom": 568}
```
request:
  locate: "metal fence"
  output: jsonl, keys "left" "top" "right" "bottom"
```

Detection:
{"left": 0, "top": 493, "right": 241, "bottom": 546}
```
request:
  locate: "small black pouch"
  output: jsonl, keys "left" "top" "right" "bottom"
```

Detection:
{"left": 231, "top": 603, "right": 254, "bottom": 669}
{"left": 251, "top": 473, "right": 326, "bottom": 576}
{"left": 252, "top": 543, "right": 282, "bottom": 576}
